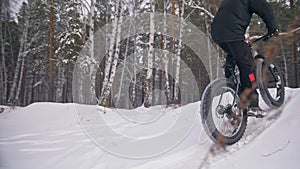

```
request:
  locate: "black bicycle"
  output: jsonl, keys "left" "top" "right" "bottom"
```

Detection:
{"left": 200, "top": 34, "right": 285, "bottom": 145}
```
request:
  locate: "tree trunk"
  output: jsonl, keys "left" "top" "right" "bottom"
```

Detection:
{"left": 144, "top": 0, "right": 155, "bottom": 107}
{"left": 15, "top": 52, "right": 26, "bottom": 105}
{"left": 174, "top": 0, "right": 185, "bottom": 101}
{"left": 49, "top": 0, "right": 54, "bottom": 102}
{"left": 132, "top": 1, "right": 137, "bottom": 107}
{"left": 100, "top": 0, "right": 121, "bottom": 105}
{"left": 8, "top": 7, "right": 29, "bottom": 104}
{"left": 116, "top": 23, "right": 132, "bottom": 104}
{"left": 163, "top": 0, "right": 171, "bottom": 103}
{"left": 205, "top": 15, "right": 213, "bottom": 80}
{"left": 89, "top": 0, "right": 96, "bottom": 101}
{"left": 169, "top": 0, "right": 176, "bottom": 102}
{"left": 279, "top": 37, "right": 288, "bottom": 86}
{"left": 0, "top": 11, "right": 8, "bottom": 104}
{"left": 27, "top": 73, "right": 34, "bottom": 105}
{"left": 55, "top": 66, "right": 65, "bottom": 102}
{"left": 290, "top": 0, "right": 298, "bottom": 87}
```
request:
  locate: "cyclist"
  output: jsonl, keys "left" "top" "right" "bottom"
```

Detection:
{"left": 211, "top": 0, "right": 279, "bottom": 111}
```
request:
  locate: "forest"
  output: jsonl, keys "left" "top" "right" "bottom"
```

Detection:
{"left": 0, "top": 0, "right": 299, "bottom": 107}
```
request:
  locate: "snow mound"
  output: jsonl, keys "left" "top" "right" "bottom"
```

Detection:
{"left": 1, "top": 88, "right": 300, "bottom": 169}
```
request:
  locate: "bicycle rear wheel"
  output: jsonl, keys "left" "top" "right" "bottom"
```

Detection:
{"left": 256, "top": 58, "right": 285, "bottom": 108}
{"left": 201, "top": 79, "right": 247, "bottom": 145}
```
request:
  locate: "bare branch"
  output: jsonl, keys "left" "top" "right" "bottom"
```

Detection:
{"left": 184, "top": 0, "right": 215, "bottom": 19}
{"left": 250, "top": 27, "right": 300, "bottom": 40}
{"left": 279, "top": 27, "right": 300, "bottom": 35}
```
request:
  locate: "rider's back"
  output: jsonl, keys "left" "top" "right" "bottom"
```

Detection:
{"left": 211, "top": 0, "right": 277, "bottom": 43}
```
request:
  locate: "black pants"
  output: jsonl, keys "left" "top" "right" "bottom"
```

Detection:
{"left": 217, "top": 41, "right": 258, "bottom": 107}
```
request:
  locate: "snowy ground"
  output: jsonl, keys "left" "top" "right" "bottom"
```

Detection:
{"left": 1, "top": 88, "right": 300, "bottom": 169}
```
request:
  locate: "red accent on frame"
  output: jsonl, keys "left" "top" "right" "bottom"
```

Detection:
{"left": 249, "top": 73, "right": 256, "bottom": 82}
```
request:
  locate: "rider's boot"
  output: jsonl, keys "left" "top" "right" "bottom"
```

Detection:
{"left": 247, "top": 97, "right": 266, "bottom": 118}
{"left": 247, "top": 108, "right": 266, "bottom": 118}
{"left": 238, "top": 89, "right": 266, "bottom": 118}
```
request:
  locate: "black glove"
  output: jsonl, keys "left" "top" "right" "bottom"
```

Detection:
{"left": 263, "top": 28, "right": 279, "bottom": 41}
{"left": 268, "top": 28, "right": 279, "bottom": 37}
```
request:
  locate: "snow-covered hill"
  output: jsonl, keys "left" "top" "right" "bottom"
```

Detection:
{"left": 1, "top": 88, "right": 300, "bottom": 169}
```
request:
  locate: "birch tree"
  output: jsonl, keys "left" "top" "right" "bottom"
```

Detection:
{"left": 174, "top": 0, "right": 185, "bottom": 101}
{"left": 168, "top": 0, "right": 176, "bottom": 102}
{"left": 100, "top": 0, "right": 122, "bottom": 106}
{"left": 8, "top": 3, "right": 29, "bottom": 104}
{"left": 103, "top": 0, "right": 125, "bottom": 106}
{"left": 163, "top": 0, "right": 171, "bottom": 104}
{"left": 87, "top": 0, "right": 96, "bottom": 100}
{"left": 144, "top": 0, "right": 155, "bottom": 108}
{"left": 99, "top": 0, "right": 119, "bottom": 105}
{"left": 131, "top": 0, "right": 138, "bottom": 106}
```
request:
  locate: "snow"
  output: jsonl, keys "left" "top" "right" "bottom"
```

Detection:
{"left": 8, "top": 0, "right": 26, "bottom": 21}
{"left": 1, "top": 88, "right": 300, "bottom": 169}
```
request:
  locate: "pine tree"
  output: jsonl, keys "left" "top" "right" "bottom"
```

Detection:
{"left": 21, "top": 0, "right": 50, "bottom": 105}
{"left": 55, "top": 1, "right": 84, "bottom": 102}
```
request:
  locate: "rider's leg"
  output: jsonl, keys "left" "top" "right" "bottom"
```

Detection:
{"left": 224, "top": 55, "right": 236, "bottom": 78}
{"left": 222, "top": 41, "right": 259, "bottom": 109}
{"left": 216, "top": 43, "right": 236, "bottom": 78}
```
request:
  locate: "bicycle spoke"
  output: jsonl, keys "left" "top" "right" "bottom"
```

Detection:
{"left": 211, "top": 87, "right": 242, "bottom": 137}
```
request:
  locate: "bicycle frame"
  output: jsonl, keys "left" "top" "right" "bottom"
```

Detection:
{"left": 229, "top": 66, "right": 241, "bottom": 108}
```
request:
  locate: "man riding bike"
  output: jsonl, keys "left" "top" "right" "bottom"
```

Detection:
{"left": 211, "top": 0, "right": 279, "bottom": 111}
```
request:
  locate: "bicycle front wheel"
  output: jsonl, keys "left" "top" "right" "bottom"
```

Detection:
{"left": 256, "top": 58, "right": 285, "bottom": 108}
{"left": 201, "top": 79, "right": 248, "bottom": 145}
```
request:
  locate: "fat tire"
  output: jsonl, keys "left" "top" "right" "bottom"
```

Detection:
{"left": 201, "top": 79, "right": 248, "bottom": 145}
{"left": 256, "top": 58, "right": 285, "bottom": 108}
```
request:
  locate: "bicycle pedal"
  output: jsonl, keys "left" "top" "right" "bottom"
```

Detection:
{"left": 247, "top": 110, "right": 266, "bottom": 118}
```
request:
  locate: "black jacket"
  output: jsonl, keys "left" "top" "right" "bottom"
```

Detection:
{"left": 211, "top": 0, "right": 277, "bottom": 43}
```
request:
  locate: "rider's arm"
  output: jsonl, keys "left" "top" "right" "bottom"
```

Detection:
{"left": 249, "top": 0, "right": 278, "bottom": 35}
